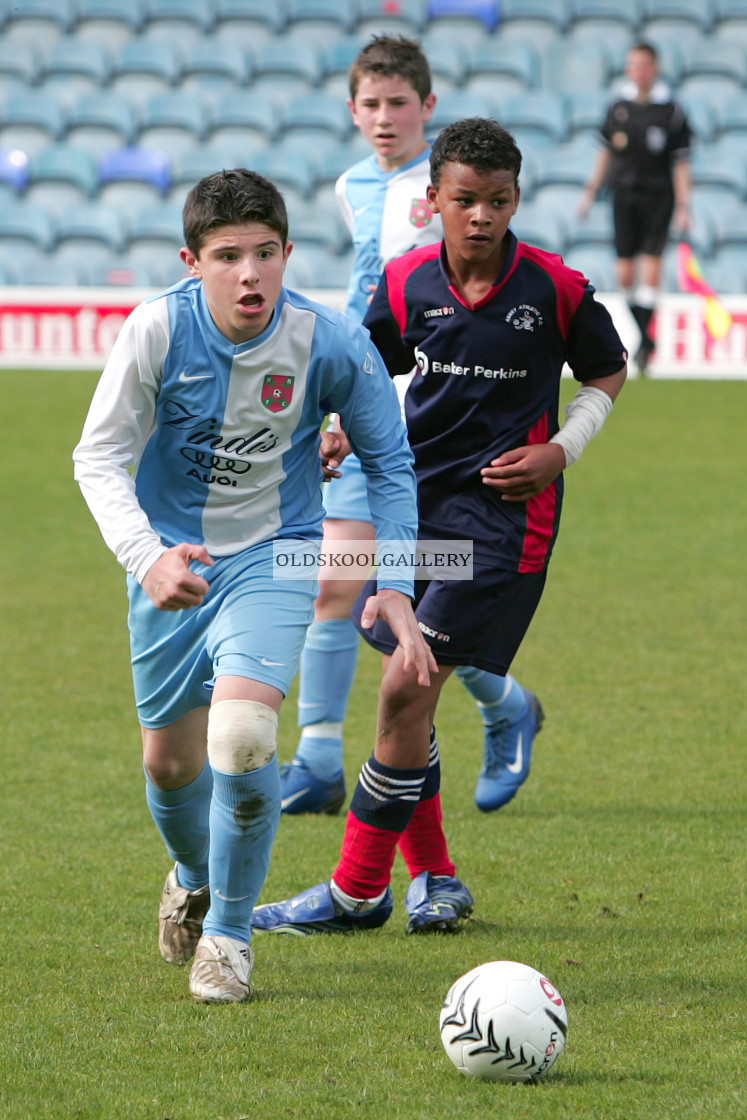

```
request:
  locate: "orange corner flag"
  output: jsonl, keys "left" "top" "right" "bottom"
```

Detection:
{"left": 676, "top": 242, "right": 732, "bottom": 341}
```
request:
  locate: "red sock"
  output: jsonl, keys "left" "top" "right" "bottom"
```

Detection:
{"left": 333, "top": 812, "right": 401, "bottom": 898}
{"left": 397, "top": 794, "right": 455, "bottom": 878}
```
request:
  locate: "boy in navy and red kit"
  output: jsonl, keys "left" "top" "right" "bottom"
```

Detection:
{"left": 252, "top": 118, "right": 627, "bottom": 936}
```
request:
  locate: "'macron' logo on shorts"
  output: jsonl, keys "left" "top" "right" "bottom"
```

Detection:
{"left": 261, "top": 375, "right": 294, "bottom": 412}
{"left": 410, "top": 198, "right": 433, "bottom": 228}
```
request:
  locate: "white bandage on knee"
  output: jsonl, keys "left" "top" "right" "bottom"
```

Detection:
{"left": 549, "top": 384, "right": 614, "bottom": 468}
{"left": 207, "top": 700, "right": 278, "bottom": 774}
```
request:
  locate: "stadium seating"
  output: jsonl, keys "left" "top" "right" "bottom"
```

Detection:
{"left": 26, "top": 145, "right": 98, "bottom": 216}
{"left": 0, "top": 202, "right": 57, "bottom": 253}
{"left": 1, "top": 0, "right": 746, "bottom": 292}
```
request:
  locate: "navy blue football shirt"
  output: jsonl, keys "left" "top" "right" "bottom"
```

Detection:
{"left": 364, "top": 231, "right": 626, "bottom": 573}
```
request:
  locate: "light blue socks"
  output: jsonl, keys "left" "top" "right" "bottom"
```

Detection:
{"left": 455, "top": 667, "right": 528, "bottom": 727}
{"left": 203, "top": 758, "right": 281, "bottom": 941}
{"left": 144, "top": 759, "right": 212, "bottom": 891}
{"left": 295, "top": 617, "right": 359, "bottom": 781}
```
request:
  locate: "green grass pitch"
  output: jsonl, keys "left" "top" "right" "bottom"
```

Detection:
{"left": 0, "top": 371, "right": 744, "bottom": 1120}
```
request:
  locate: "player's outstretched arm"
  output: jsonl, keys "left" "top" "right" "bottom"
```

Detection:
{"left": 142, "top": 543, "right": 214, "bottom": 611}
{"left": 360, "top": 589, "right": 438, "bottom": 687}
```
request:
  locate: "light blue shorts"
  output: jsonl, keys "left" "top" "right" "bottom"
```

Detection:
{"left": 322, "top": 451, "right": 372, "bottom": 523}
{"left": 127, "top": 540, "right": 317, "bottom": 729}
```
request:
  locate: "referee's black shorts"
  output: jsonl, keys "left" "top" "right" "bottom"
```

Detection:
{"left": 352, "top": 562, "right": 547, "bottom": 677}
{"left": 612, "top": 187, "right": 674, "bottom": 258}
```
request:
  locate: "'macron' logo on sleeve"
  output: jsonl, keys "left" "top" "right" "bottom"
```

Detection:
{"left": 261, "top": 374, "right": 295, "bottom": 411}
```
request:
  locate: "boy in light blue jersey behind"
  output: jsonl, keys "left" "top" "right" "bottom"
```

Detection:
{"left": 283, "top": 36, "right": 543, "bottom": 820}
{"left": 73, "top": 168, "right": 434, "bottom": 1004}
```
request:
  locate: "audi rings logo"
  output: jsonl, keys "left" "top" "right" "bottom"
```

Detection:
{"left": 180, "top": 447, "right": 252, "bottom": 474}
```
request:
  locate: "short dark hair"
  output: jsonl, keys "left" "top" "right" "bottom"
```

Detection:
{"left": 349, "top": 35, "right": 431, "bottom": 102}
{"left": 430, "top": 118, "right": 522, "bottom": 189}
{"left": 629, "top": 41, "right": 658, "bottom": 62}
{"left": 182, "top": 168, "right": 288, "bottom": 254}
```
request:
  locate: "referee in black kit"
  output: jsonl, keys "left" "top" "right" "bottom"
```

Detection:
{"left": 578, "top": 41, "right": 692, "bottom": 373}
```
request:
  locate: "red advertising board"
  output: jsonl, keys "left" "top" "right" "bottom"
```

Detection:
{"left": 0, "top": 287, "right": 745, "bottom": 377}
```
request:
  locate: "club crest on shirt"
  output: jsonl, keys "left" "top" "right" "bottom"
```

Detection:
{"left": 410, "top": 198, "right": 433, "bottom": 228}
{"left": 506, "top": 304, "right": 543, "bottom": 332}
{"left": 261, "top": 374, "right": 294, "bottom": 412}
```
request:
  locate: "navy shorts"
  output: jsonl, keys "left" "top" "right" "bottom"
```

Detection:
{"left": 612, "top": 187, "right": 674, "bottom": 258}
{"left": 352, "top": 561, "right": 547, "bottom": 676}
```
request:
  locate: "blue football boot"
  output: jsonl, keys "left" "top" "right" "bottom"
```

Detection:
{"left": 251, "top": 881, "right": 393, "bottom": 936}
{"left": 474, "top": 690, "right": 544, "bottom": 813}
{"left": 404, "top": 871, "right": 474, "bottom": 934}
{"left": 279, "top": 758, "right": 346, "bottom": 816}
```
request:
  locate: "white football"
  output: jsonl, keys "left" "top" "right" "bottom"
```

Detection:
{"left": 439, "top": 960, "right": 568, "bottom": 1082}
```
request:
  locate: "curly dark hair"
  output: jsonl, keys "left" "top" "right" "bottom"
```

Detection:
{"left": 183, "top": 168, "right": 288, "bottom": 254}
{"left": 430, "top": 118, "right": 522, "bottom": 189}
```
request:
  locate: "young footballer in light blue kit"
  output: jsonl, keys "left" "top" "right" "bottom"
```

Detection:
{"left": 283, "top": 36, "right": 543, "bottom": 819}
{"left": 73, "top": 169, "right": 434, "bottom": 1003}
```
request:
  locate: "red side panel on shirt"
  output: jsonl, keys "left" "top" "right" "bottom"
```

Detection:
{"left": 385, "top": 242, "right": 442, "bottom": 334}
{"left": 518, "top": 243, "right": 588, "bottom": 340}
{"left": 519, "top": 410, "right": 557, "bottom": 573}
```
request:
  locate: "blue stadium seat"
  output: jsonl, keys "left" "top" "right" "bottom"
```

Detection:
{"left": 427, "top": 91, "right": 499, "bottom": 134}
{"left": 540, "top": 38, "right": 612, "bottom": 94}
{"left": 251, "top": 38, "right": 323, "bottom": 105}
{"left": 697, "top": 247, "right": 747, "bottom": 294}
{"left": 282, "top": 93, "right": 353, "bottom": 141}
{"left": 688, "top": 141, "right": 746, "bottom": 199}
{"left": 716, "top": 92, "right": 747, "bottom": 139}
{"left": 282, "top": 246, "right": 315, "bottom": 291}
{"left": 212, "top": 0, "right": 288, "bottom": 47}
{"left": 0, "top": 147, "right": 31, "bottom": 192}
{"left": 497, "top": 0, "right": 572, "bottom": 45}
{"left": 285, "top": 0, "right": 359, "bottom": 43}
{"left": 140, "top": 0, "right": 216, "bottom": 43}
{"left": 563, "top": 244, "right": 618, "bottom": 291}
{"left": 564, "top": 199, "right": 614, "bottom": 250}
{"left": 73, "top": 0, "right": 145, "bottom": 48}
{"left": 127, "top": 203, "right": 184, "bottom": 276}
{"left": 65, "top": 92, "right": 139, "bottom": 158}
{"left": 97, "top": 147, "right": 172, "bottom": 214}
{"left": 566, "top": 90, "right": 610, "bottom": 139}
{"left": 37, "top": 39, "right": 111, "bottom": 108}
{"left": 15, "top": 255, "right": 87, "bottom": 287}
{"left": 137, "top": 93, "right": 212, "bottom": 157}
{"left": 109, "top": 39, "right": 182, "bottom": 107}
{"left": 288, "top": 204, "right": 351, "bottom": 255}
{"left": 319, "top": 36, "right": 361, "bottom": 98}
{"left": 249, "top": 148, "right": 319, "bottom": 208}
{"left": 677, "top": 92, "right": 719, "bottom": 145}
{"left": 423, "top": 41, "right": 468, "bottom": 93}
{"left": 639, "top": 0, "right": 715, "bottom": 32}
{"left": 169, "top": 144, "right": 254, "bottom": 202}
{"left": 306, "top": 248, "right": 355, "bottom": 290}
{"left": 26, "top": 145, "right": 98, "bottom": 216}
{"left": 510, "top": 200, "right": 569, "bottom": 256}
{"left": 0, "top": 43, "right": 41, "bottom": 96}
{"left": 3, "top": 0, "right": 76, "bottom": 47}
{"left": 530, "top": 137, "right": 597, "bottom": 210}
{"left": 0, "top": 91, "right": 67, "bottom": 158}
{"left": 501, "top": 91, "right": 570, "bottom": 150}
{"left": 86, "top": 256, "right": 161, "bottom": 287}
{"left": 0, "top": 202, "right": 57, "bottom": 252}
{"left": 678, "top": 42, "right": 747, "bottom": 101}
{"left": 712, "top": 0, "right": 747, "bottom": 44}
{"left": 209, "top": 92, "right": 283, "bottom": 148}
{"left": 178, "top": 39, "right": 251, "bottom": 100}
{"left": 55, "top": 202, "right": 129, "bottom": 268}
{"left": 355, "top": 0, "right": 428, "bottom": 39}
{"left": 427, "top": 0, "right": 500, "bottom": 32}
{"left": 464, "top": 41, "right": 541, "bottom": 104}
{"left": 568, "top": 0, "right": 643, "bottom": 30}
